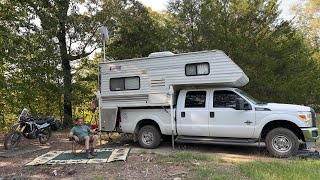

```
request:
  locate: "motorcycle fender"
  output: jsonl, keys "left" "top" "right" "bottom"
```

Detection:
{"left": 19, "top": 125, "right": 26, "bottom": 133}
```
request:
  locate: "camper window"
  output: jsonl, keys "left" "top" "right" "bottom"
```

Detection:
{"left": 185, "top": 62, "right": 209, "bottom": 76}
{"left": 110, "top": 76, "right": 140, "bottom": 91}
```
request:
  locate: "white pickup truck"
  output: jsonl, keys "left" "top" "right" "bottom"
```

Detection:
{"left": 119, "top": 88, "right": 319, "bottom": 157}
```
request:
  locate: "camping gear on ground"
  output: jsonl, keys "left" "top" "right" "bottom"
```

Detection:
{"left": 3, "top": 108, "right": 61, "bottom": 150}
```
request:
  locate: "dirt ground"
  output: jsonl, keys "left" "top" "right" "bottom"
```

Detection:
{"left": 0, "top": 131, "right": 284, "bottom": 180}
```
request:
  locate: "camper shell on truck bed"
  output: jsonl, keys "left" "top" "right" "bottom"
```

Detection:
{"left": 98, "top": 50, "right": 249, "bottom": 131}
{"left": 99, "top": 50, "right": 249, "bottom": 108}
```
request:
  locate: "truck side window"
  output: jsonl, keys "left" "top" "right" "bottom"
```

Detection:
{"left": 213, "top": 90, "right": 242, "bottom": 108}
{"left": 185, "top": 91, "right": 206, "bottom": 108}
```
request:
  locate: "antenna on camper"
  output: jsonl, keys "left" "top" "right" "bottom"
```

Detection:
{"left": 169, "top": 85, "right": 175, "bottom": 150}
{"left": 98, "top": 26, "right": 109, "bottom": 145}
{"left": 99, "top": 26, "right": 109, "bottom": 62}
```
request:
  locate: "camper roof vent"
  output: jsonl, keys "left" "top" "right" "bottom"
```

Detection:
{"left": 148, "top": 51, "right": 174, "bottom": 58}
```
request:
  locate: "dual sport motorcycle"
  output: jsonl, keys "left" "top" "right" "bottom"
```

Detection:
{"left": 4, "top": 108, "right": 61, "bottom": 150}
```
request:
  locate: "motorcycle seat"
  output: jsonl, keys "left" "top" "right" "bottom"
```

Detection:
{"left": 36, "top": 120, "right": 47, "bottom": 125}
{"left": 44, "top": 116, "right": 54, "bottom": 123}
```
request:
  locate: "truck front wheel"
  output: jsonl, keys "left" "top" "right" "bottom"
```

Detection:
{"left": 265, "top": 128, "right": 299, "bottom": 158}
{"left": 138, "top": 125, "right": 161, "bottom": 149}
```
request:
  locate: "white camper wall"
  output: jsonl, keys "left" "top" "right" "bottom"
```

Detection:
{"left": 99, "top": 50, "right": 249, "bottom": 108}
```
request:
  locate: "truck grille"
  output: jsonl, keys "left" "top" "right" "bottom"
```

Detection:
{"left": 311, "top": 108, "right": 317, "bottom": 127}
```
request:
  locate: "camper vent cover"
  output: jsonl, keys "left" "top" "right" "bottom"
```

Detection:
{"left": 150, "top": 78, "right": 166, "bottom": 89}
{"left": 148, "top": 51, "right": 174, "bottom": 58}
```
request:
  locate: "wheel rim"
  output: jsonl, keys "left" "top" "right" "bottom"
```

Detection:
{"left": 141, "top": 131, "right": 154, "bottom": 145}
{"left": 272, "top": 135, "right": 292, "bottom": 153}
{"left": 40, "top": 130, "right": 49, "bottom": 141}
{"left": 8, "top": 133, "right": 20, "bottom": 148}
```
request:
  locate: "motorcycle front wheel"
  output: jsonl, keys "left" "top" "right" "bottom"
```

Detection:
{"left": 4, "top": 132, "right": 22, "bottom": 150}
{"left": 39, "top": 128, "right": 52, "bottom": 144}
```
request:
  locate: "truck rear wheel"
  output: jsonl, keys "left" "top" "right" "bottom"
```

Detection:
{"left": 138, "top": 125, "right": 161, "bottom": 149}
{"left": 265, "top": 128, "right": 299, "bottom": 158}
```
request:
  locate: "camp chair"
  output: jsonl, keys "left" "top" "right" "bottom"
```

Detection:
{"left": 69, "top": 123, "right": 98, "bottom": 155}
{"left": 69, "top": 137, "right": 84, "bottom": 155}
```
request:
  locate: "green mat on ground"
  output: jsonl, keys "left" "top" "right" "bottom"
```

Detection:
{"left": 52, "top": 150, "right": 112, "bottom": 160}
{"left": 25, "top": 148, "right": 130, "bottom": 166}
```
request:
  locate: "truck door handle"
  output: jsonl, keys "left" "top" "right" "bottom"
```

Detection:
{"left": 210, "top": 112, "right": 215, "bottom": 118}
{"left": 181, "top": 112, "right": 185, "bottom": 117}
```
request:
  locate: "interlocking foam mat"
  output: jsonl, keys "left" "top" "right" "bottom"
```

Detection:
{"left": 25, "top": 148, "right": 130, "bottom": 166}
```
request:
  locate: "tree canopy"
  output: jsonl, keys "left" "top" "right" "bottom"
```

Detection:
{"left": 0, "top": 0, "right": 319, "bottom": 129}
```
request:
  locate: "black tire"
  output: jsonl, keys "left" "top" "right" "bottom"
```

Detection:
{"left": 265, "top": 128, "right": 299, "bottom": 158}
{"left": 4, "top": 132, "right": 22, "bottom": 150}
{"left": 39, "top": 128, "right": 52, "bottom": 144}
{"left": 138, "top": 125, "right": 161, "bottom": 149}
{"left": 119, "top": 133, "right": 133, "bottom": 143}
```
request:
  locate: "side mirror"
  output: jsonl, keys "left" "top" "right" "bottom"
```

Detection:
{"left": 235, "top": 98, "right": 252, "bottom": 110}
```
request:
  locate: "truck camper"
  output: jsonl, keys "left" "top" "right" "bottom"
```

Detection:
{"left": 98, "top": 50, "right": 318, "bottom": 157}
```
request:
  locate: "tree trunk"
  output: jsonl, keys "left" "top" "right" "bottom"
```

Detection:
{"left": 55, "top": 0, "right": 73, "bottom": 127}
{"left": 57, "top": 23, "right": 72, "bottom": 127}
{"left": 62, "top": 57, "right": 72, "bottom": 127}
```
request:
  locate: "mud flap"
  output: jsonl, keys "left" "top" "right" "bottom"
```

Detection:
{"left": 300, "top": 141, "right": 316, "bottom": 150}
{"left": 100, "top": 108, "right": 118, "bottom": 131}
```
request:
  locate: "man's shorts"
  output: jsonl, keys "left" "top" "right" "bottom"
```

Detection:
{"left": 78, "top": 136, "right": 94, "bottom": 145}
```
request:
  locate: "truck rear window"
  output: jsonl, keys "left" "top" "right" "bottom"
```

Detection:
{"left": 185, "top": 91, "right": 206, "bottom": 108}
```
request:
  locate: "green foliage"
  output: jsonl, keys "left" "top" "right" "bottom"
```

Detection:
{"left": 0, "top": 0, "right": 319, "bottom": 130}
{"left": 0, "top": 0, "right": 104, "bottom": 127}
{"left": 167, "top": 0, "right": 320, "bottom": 106}
{"left": 104, "top": 0, "right": 168, "bottom": 59}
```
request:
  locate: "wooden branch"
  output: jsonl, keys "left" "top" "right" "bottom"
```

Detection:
{"left": 81, "top": 28, "right": 98, "bottom": 52}
{"left": 69, "top": 47, "right": 97, "bottom": 61}
{"left": 68, "top": 27, "right": 98, "bottom": 61}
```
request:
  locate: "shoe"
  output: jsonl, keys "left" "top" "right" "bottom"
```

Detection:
{"left": 87, "top": 153, "right": 93, "bottom": 159}
{"left": 91, "top": 151, "right": 98, "bottom": 156}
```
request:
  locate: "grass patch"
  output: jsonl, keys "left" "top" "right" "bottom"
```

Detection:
{"left": 238, "top": 159, "right": 320, "bottom": 180}
{"left": 156, "top": 151, "right": 224, "bottom": 164}
{"left": 171, "top": 151, "right": 213, "bottom": 162}
{"left": 93, "top": 175, "right": 103, "bottom": 180}
{"left": 192, "top": 164, "right": 245, "bottom": 180}
{"left": 155, "top": 151, "right": 244, "bottom": 179}
{"left": 193, "top": 165, "right": 212, "bottom": 178}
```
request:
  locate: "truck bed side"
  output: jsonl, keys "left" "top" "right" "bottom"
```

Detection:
{"left": 119, "top": 108, "right": 176, "bottom": 135}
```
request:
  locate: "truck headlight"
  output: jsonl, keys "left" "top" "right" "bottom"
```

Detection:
{"left": 299, "top": 112, "right": 312, "bottom": 126}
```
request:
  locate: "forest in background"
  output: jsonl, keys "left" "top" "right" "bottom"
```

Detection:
{"left": 0, "top": 0, "right": 319, "bottom": 130}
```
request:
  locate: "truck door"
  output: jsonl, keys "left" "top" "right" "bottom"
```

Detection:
{"left": 209, "top": 90, "right": 255, "bottom": 138}
{"left": 177, "top": 90, "right": 210, "bottom": 136}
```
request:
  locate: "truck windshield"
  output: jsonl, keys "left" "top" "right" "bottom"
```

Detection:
{"left": 235, "top": 89, "right": 263, "bottom": 105}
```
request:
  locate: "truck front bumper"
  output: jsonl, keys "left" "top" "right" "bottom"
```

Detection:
{"left": 301, "top": 127, "right": 319, "bottom": 141}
